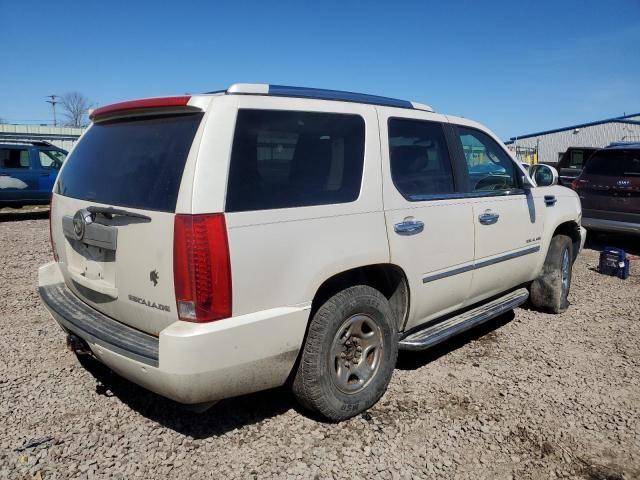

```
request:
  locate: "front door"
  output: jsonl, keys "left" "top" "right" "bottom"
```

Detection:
{"left": 379, "top": 112, "right": 474, "bottom": 331}
{"left": 451, "top": 124, "right": 544, "bottom": 302}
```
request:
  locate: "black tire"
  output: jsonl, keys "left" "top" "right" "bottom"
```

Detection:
{"left": 292, "top": 285, "right": 398, "bottom": 421}
{"left": 530, "top": 235, "right": 573, "bottom": 314}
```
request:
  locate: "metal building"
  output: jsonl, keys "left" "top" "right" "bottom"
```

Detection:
{"left": 0, "top": 124, "right": 84, "bottom": 151}
{"left": 505, "top": 112, "right": 640, "bottom": 165}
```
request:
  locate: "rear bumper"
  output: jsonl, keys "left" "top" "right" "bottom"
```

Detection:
{"left": 38, "top": 262, "right": 310, "bottom": 404}
{"left": 582, "top": 217, "right": 640, "bottom": 235}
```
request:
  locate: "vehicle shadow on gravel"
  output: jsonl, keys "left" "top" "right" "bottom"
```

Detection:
{"left": 75, "top": 309, "right": 516, "bottom": 434}
{"left": 77, "top": 355, "right": 297, "bottom": 438}
{"left": 584, "top": 231, "right": 640, "bottom": 256}
{"left": 0, "top": 209, "right": 49, "bottom": 222}
{"left": 396, "top": 310, "right": 515, "bottom": 371}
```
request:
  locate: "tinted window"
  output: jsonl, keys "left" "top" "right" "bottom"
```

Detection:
{"left": 388, "top": 118, "right": 454, "bottom": 200}
{"left": 57, "top": 114, "right": 203, "bottom": 212}
{"left": 457, "top": 126, "right": 518, "bottom": 192}
{"left": 0, "top": 148, "right": 30, "bottom": 169}
{"left": 584, "top": 150, "right": 640, "bottom": 177}
{"left": 226, "top": 110, "right": 365, "bottom": 212}
{"left": 569, "top": 150, "right": 584, "bottom": 168}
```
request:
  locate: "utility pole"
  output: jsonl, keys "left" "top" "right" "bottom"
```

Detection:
{"left": 46, "top": 95, "right": 59, "bottom": 127}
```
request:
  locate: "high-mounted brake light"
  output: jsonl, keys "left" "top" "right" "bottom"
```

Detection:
{"left": 173, "top": 214, "right": 232, "bottom": 323}
{"left": 90, "top": 96, "right": 192, "bottom": 120}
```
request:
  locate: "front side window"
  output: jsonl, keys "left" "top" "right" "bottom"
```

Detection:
{"left": 388, "top": 118, "right": 455, "bottom": 200}
{"left": 226, "top": 110, "right": 365, "bottom": 212}
{"left": 457, "top": 127, "right": 519, "bottom": 193}
{"left": 38, "top": 149, "right": 66, "bottom": 169}
{"left": 0, "top": 148, "right": 30, "bottom": 169}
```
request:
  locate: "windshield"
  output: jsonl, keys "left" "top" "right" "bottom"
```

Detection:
{"left": 584, "top": 150, "right": 640, "bottom": 177}
{"left": 56, "top": 113, "right": 203, "bottom": 212}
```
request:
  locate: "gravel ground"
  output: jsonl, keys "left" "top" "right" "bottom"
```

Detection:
{"left": 1, "top": 212, "right": 639, "bottom": 480}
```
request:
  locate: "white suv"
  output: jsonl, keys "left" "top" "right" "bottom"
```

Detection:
{"left": 39, "top": 84, "right": 586, "bottom": 421}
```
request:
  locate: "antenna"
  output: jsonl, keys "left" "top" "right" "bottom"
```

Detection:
{"left": 46, "top": 95, "right": 59, "bottom": 127}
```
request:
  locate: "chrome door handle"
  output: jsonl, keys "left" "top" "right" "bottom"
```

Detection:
{"left": 394, "top": 220, "right": 424, "bottom": 236}
{"left": 478, "top": 212, "right": 500, "bottom": 225}
{"left": 544, "top": 195, "right": 557, "bottom": 206}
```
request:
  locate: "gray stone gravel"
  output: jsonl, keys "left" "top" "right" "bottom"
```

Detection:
{"left": 1, "top": 213, "right": 639, "bottom": 479}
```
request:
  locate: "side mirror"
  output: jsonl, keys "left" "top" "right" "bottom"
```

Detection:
{"left": 529, "top": 164, "right": 558, "bottom": 187}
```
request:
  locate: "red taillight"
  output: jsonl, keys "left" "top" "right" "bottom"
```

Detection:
{"left": 49, "top": 195, "right": 58, "bottom": 261}
{"left": 90, "top": 96, "right": 192, "bottom": 121}
{"left": 571, "top": 178, "right": 579, "bottom": 190}
{"left": 173, "top": 214, "right": 232, "bottom": 322}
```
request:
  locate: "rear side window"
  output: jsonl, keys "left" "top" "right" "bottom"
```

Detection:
{"left": 226, "top": 110, "right": 365, "bottom": 212}
{"left": 57, "top": 114, "right": 203, "bottom": 212}
{"left": 584, "top": 150, "right": 640, "bottom": 176}
{"left": 388, "top": 118, "right": 455, "bottom": 200}
{"left": 0, "top": 148, "right": 30, "bottom": 169}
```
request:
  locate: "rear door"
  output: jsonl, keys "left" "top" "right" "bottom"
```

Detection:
{"left": 379, "top": 110, "right": 474, "bottom": 330}
{"left": 51, "top": 107, "right": 206, "bottom": 335}
{"left": 578, "top": 148, "right": 640, "bottom": 221}
{"left": 0, "top": 146, "right": 39, "bottom": 202}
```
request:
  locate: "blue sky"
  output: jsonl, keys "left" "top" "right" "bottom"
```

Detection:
{"left": 1, "top": 0, "right": 639, "bottom": 140}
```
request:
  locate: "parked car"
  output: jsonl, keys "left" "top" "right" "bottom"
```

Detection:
{"left": 38, "top": 84, "right": 585, "bottom": 421}
{"left": 0, "top": 141, "right": 67, "bottom": 207}
{"left": 572, "top": 143, "right": 640, "bottom": 235}
{"left": 557, "top": 146, "right": 599, "bottom": 187}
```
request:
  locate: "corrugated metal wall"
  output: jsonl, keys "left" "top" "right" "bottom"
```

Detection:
{"left": 510, "top": 122, "right": 640, "bottom": 164}
{"left": 0, "top": 124, "right": 85, "bottom": 151}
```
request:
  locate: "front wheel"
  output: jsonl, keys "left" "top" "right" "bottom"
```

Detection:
{"left": 292, "top": 285, "right": 398, "bottom": 421}
{"left": 530, "top": 234, "right": 573, "bottom": 313}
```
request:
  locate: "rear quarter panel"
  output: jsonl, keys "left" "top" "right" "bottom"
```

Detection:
{"left": 192, "top": 95, "right": 390, "bottom": 316}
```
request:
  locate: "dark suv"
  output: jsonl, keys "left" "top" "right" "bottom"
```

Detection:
{"left": 0, "top": 141, "right": 67, "bottom": 207}
{"left": 557, "top": 146, "right": 599, "bottom": 187}
{"left": 572, "top": 143, "right": 640, "bottom": 234}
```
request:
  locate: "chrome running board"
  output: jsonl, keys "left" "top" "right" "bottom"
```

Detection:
{"left": 398, "top": 288, "right": 529, "bottom": 351}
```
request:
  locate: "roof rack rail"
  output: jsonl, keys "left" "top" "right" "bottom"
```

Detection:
{"left": 219, "top": 83, "right": 433, "bottom": 112}
{"left": 0, "top": 139, "right": 54, "bottom": 147}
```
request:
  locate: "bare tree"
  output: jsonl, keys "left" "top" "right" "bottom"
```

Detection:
{"left": 60, "top": 92, "right": 91, "bottom": 128}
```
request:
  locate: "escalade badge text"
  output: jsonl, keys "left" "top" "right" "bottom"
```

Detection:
{"left": 128, "top": 294, "right": 170, "bottom": 312}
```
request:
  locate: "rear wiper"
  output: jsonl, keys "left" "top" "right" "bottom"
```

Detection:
{"left": 87, "top": 206, "right": 151, "bottom": 221}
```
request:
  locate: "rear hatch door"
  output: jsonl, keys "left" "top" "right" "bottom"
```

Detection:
{"left": 578, "top": 148, "right": 640, "bottom": 216}
{"left": 52, "top": 103, "right": 205, "bottom": 335}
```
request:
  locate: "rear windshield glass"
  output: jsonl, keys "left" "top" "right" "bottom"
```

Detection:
{"left": 57, "top": 113, "right": 203, "bottom": 212}
{"left": 584, "top": 150, "right": 640, "bottom": 177}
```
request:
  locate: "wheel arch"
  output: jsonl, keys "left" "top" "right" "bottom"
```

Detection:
{"left": 552, "top": 220, "right": 581, "bottom": 261}
{"left": 310, "top": 263, "right": 410, "bottom": 333}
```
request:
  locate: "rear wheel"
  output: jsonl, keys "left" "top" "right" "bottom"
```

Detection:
{"left": 530, "top": 235, "right": 573, "bottom": 313}
{"left": 292, "top": 285, "right": 397, "bottom": 421}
